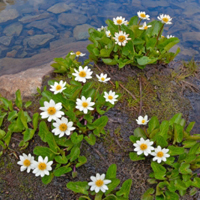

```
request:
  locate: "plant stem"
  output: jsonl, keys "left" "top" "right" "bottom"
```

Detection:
{"left": 94, "top": 193, "right": 103, "bottom": 200}
{"left": 138, "top": 19, "right": 142, "bottom": 25}
{"left": 156, "top": 24, "right": 164, "bottom": 46}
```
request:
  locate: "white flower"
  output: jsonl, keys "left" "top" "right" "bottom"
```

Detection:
{"left": 151, "top": 146, "right": 170, "bottom": 163}
{"left": 124, "top": 20, "right": 129, "bottom": 26}
{"left": 104, "top": 90, "right": 118, "bottom": 105}
{"left": 139, "top": 22, "right": 152, "bottom": 30}
{"left": 39, "top": 99, "right": 64, "bottom": 122}
{"left": 70, "top": 51, "right": 86, "bottom": 57}
{"left": 106, "top": 30, "right": 111, "bottom": 37}
{"left": 113, "top": 16, "right": 126, "bottom": 25}
{"left": 136, "top": 115, "right": 149, "bottom": 125}
{"left": 157, "top": 14, "right": 172, "bottom": 24}
{"left": 32, "top": 156, "right": 53, "bottom": 177}
{"left": 72, "top": 66, "right": 93, "bottom": 83}
{"left": 166, "top": 35, "right": 175, "bottom": 39}
{"left": 137, "top": 11, "right": 150, "bottom": 20}
{"left": 113, "top": 31, "right": 131, "bottom": 46}
{"left": 96, "top": 73, "right": 110, "bottom": 83}
{"left": 17, "top": 153, "right": 35, "bottom": 173}
{"left": 49, "top": 80, "right": 66, "bottom": 94}
{"left": 88, "top": 173, "right": 111, "bottom": 193}
{"left": 52, "top": 117, "right": 76, "bottom": 138}
{"left": 76, "top": 96, "right": 95, "bottom": 114}
{"left": 97, "top": 26, "right": 107, "bottom": 31}
{"left": 133, "top": 138, "right": 154, "bottom": 156}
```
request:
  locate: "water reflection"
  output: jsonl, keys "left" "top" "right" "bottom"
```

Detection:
{"left": 0, "top": 0, "right": 199, "bottom": 75}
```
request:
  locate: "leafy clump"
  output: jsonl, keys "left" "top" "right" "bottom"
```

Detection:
{"left": 87, "top": 14, "right": 180, "bottom": 69}
{"left": 129, "top": 113, "right": 200, "bottom": 199}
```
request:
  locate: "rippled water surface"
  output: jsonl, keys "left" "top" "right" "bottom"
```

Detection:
{"left": 0, "top": 0, "right": 200, "bottom": 75}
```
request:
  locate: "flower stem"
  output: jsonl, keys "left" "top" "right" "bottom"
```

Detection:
{"left": 156, "top": 24, "right": 164, "bottom": 46}
{"left": 94, "top": 193, "right": 103, "bottom": 200}
{"left": 138, "top": 19, "right": 142, "bottom": 25}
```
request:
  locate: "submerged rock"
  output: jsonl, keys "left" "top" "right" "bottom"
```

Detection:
{"left": 0, "top": 36, "right": 13, "bottom": 46}
{"left": 58, "top": 13, "right": 87, "bottom": 26}
{"left": 3, "top": 22, "right": 23, "bottom": 36}
{"left": 6, "top": 50, "right": 17, "bottom": 58}
{"left": 0, "top": 9, "right": 19, "bottom": 23}
{"left": 47, "top": 2, "right": 71, "bottom": 14}
{"left": 50, "top": 37, "right": 75, "bottom": 50}
{"left": 73, "top": 24, "right": 94, "bottom": 40}
{"left": 23, "top": 34, "right": 54, "bottom": 48}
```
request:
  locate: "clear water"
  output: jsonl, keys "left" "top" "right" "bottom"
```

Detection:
{"left": 0, "top": 0, "right": 200, "bottom": 75}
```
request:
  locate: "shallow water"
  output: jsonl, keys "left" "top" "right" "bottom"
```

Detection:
{"left": 0, "top": 0, "right": 200, "bottom": 75}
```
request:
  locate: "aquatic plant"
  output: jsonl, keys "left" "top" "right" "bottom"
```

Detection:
{"left": 67, "top": 164, "right": 132, "bottom": 200}
{"left": 129, "top": 113, "right": 200, "bottom": 199}
{"left": 87, "top": 13, "right": 180, "bottom": 69}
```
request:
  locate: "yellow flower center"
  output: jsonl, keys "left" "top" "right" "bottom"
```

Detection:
{"left": 95, "top": 180, "right": 104, "bottom": 187}
{"left": 59, "top": 123, "right": 68, "bottom": 132}
{"left": 101, "top": 77, "right": 105, "bottom": 81}
{"left": 108, "top": 95, "right": 113, "bottom": 100}
{"left": 126, "top": 21, "right": 129, "bottom": 24}
{"left": 116, "top": 19, "right": 122, "bottom": 24}
{"left": 47, "top": 107, "right": 56, "bottom": 115}
{"left": 157, "top": 151, "right": 164, "bottom": 158}
{"left": 161, "top": 35, "right": 165, "bottom": 38}
{"left": 56, "top": 85, "right": 62, "bottom": 90}
{"left": 140, "top": 13, "right": 146, "bottom": 18}
{"left": 118, "top": 35, "right": 126, "bottom": 42}
{"left": 140, "top": 143, "right": 148, "bottom": 150}
{"left": 79, "top": 71, "right": 86, "bottom": 77}
{"left": 38, "top": 162, "right": 47, "bottom": 171}
{"left": 142, "top": 119, "right": 146, "bottom": 123}
{"left": 23, "top": 159, "right": 31, "bottom": 167}
{"left": 108, "top": 33, "right": 111, "bottom": 36}
{"left": 76, "top": 51, "right": 81, "bottom": 56}
{"left": 162, "top": 17, "right": 169, "bottom": 23}
{"left": 144, "top": 26, "right": 148, "bottom": 30}
{"left": 82, "top": 102, "right": 88, "bottom": 108}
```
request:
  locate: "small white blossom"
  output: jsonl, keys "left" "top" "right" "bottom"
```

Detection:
{"left": 49, "top": 80, "right": 66, "bottom": 94}
{"left": 17, "top": 153, "right": 35, "bottom": 173}
{"left": 76, "top": 96, "right": 95, "bottom": 114}
{"left": 96, "top": 73, "right": 110, "bottom": 83}
{"left": 88, "top": 173, "right": 111, "bottom": 193}
{"left": 166, "top": 35, "right": 175, "bottom": 39}
{"left": 97, "top": 26, "right": 107, "bottom": 31}
{"left": 136, "top": 115, "right": 149, "bottom": 125}
{"left": 157, "top": 14, "right": 172, "bottom": 24}
{"left": 113, "top": 16, "right": 126, "bottom": 25}
{"left": 72, "top": 66, "right": 93, "bottom": 83}
{"left": 70, "top": 51, "right": 86, "bottom": 57}
{"left": 104, "top": 90, "right": 118, "bottom": 105}
{"left": 133, "top": 138, "right": 154, "bottom": 156}
{"left": 152, "top": 146, "right": 170, "bottom": 163}
{"left": 113, "top": 31, "right": 131, "bottom": 46}
{"left": 106, "top": 30, "right": 111, "bottom": 37}
{"left": 139, "top": 22, "right": 152, "bottom": 30}
{"left": 137, "top": 11, "right": 150, "bottom": 20}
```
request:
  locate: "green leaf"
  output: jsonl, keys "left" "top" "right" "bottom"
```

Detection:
{"left": 129, "top": 135, "right": 140, "bottom": 143}
{"left": 173, "top": 124, "right": 183, "bottom": 143}
{"left": 137, "top": 56, "right": 157, "bottom": 66}
{"left": 33, "top": 146, "right": 56, "bottom": 160}
{"left": 18, "top": 110, "right": 28, "bottom": 129}
{"left": 66, "top": 109, "right": 76, "bottom": 122}
{"left": 189, "top": 187, "right": 197, "bottom": 196}
{"left": 84, "top": 134, "right": 96, "bottom": 146}
{"left": 169, "top": 113, "right": 182, "bottom": 126}
{"left": 129, "top": 152, "right": 145, "bottom": 161}
{"left": 23, "top": 128, "right": 35, "bottom": 142}
{"left": 42, "top": 172, "right": 54, "bottom": 184}
{"left": 179, "top": 162, "right": 192, "bottom": 175}
{"left": 186, "top": 122, "right": 195, "bottom": 133}
{"left": 67, "top": 181, "right": 89, "bottom": 195}
{"left": 24, "top": 101, "right": 32, "bottom": 108}
{"left": 0, "top": 97, "right": 13, "bottom": 111}
{"left": 174, "top": 179, "right": 187, "bottom": 190}
{"left": 116, "top": 179, "right": 132, "bottom": 198}
{"left": 71, "top": 132, "right": 83, "bottom": 144}
{"left": 0, "top": 130, "right": 6, "bottom": 140}
{"left": 55, "top": 155, "right": 68, "bottom": 164}
{"left": 141, "top": 188, "right": 155, "bottom": 200}
{"left": 191, "top": 177, "right": 200, "bottom": 188}
{"left": 32, "top": 113, "right": 39, "bottom": 131}
{"left": 3, "top": 131, "right": 12, "bottom": 146}
{"left": 15, "top": 89, "right": 22, "bottom": 109}
{"left": 148, "top": 116, "right": 160, "bottom": 133}
{"left": 168, "top": 146, "right": 185, "bottom": 156}
{"left": 0, "top": 112, "right": 7, "bottom": 126}
{"left": 154, "top": 135, "right": 168, "bottom": 148}
{"left": 129, "top": 16, "right": 138, "bottom": 25}
{"left": 102, "top": 58, "right": 118, "bottom": 65}
{"left": 151, "top": 162, "right": 166, "bottom": 180}
{"left": 182, "top": 140, "right": 197, "bottom": 148}
{"left": 69, "top": 146, "right": 80, "bottom": 162}
{"left": 106, "top": 164, "right": 117, "bottom": 179}
{"left": 76, "top": 156, "right": 87, "bottom": 168}
{"left": 188, "top": 143, "right": 200, "bottom": 155}
{"left": 54, "top": 166, "right": 72, "bottom": 177}
{"left": 133, "top": 127, "right": 147, "bottom": 139}
{"left": 159, "top": 120, "right": 169, "bottom": 139}
{"left": 7, "top": 111, "right": 18, "bottom": 121}
{"left": 165, "top": 190, "right": 179, "bottom": 200}
{"left": 105, "top": 178, "right": 120, "bottom": 195}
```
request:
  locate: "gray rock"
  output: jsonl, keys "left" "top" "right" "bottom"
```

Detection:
{"left": 58, "top": 13, "right": 87, "bottom": 27}
{"left": 3, "top": 22, "right": 23, "bottom": 36}
{"left": 23, "top": 34, "right": 54, "bottom": 48}
{"left": 19, "top": 12, "right": 51, "bottom": 23}
{"left": 6, "top": 50, "right": 17, "bottom": 58}
{"left": 182, "top": 32, "right": 200, "bottom": 42}
{"left": 47, "top": 3, "right": 71, "bottom": 14}
{"left": 73, "top": 24, "right": 94, "bottom": 40}
{"left": 0, "top": 45, "right": 8, "bottom": 57}
{"left": 50, "top": 37, "right": 75, "bottom": 50}
{"left": 17, "top": 51, "right": 28, "bottom": 58}
{"left": 0, "top": 9, "right": 19, "bottom": 23}
{"left": 0, "top": 36, "right": 13, "bottom": 46}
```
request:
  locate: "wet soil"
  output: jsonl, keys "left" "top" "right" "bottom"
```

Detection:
{"left": 0, "top": 61, "right": 200, "bottom": 200}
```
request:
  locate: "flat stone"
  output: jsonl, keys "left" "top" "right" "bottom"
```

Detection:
{"left": 3, "top": 22, "right": 23, "bottom": 36}
{"left": 6, "top": 50, "right": 17, "bottom": 58}
{"left": 19, "top": 12, "right": 51, "bottom": 24}
{"left": 58, "top": 13, "right": 87, "bottom": 26}
{"left": 47, "top": 3, "right": 71, "bottom": 14}
{"left": 73, "top": 24, "right": 94, "bottom": 40}
{"left": 23, "top": 34, "right": 54, "bottom": 48}
{"left": 50, "top": 37, "right": 75, "bottom": 50}
{"left": 0, "top": 9, "right": 19, "bottom": 23}
{"left": 182, "top": 32, "right": 200, "bottom": 42}
{"left": 0, "top": 36, "right": 13, "bottom": 46}
{"left": 0, "top": 65, "right": 53, "bottom": 100}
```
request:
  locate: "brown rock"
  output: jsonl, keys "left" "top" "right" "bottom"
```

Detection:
{"left": 6, "top": 50, "right": 17, "bottom": 58}
{"left": 0, "top": 64, "right": 53, "bottom": 100}
{"left": 27, "top": 30, "right": 34, "bottom": 35}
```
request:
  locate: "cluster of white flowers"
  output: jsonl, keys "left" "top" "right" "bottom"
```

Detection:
{"left": 17, "top": 153, "right": 53, "bottom": 177}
